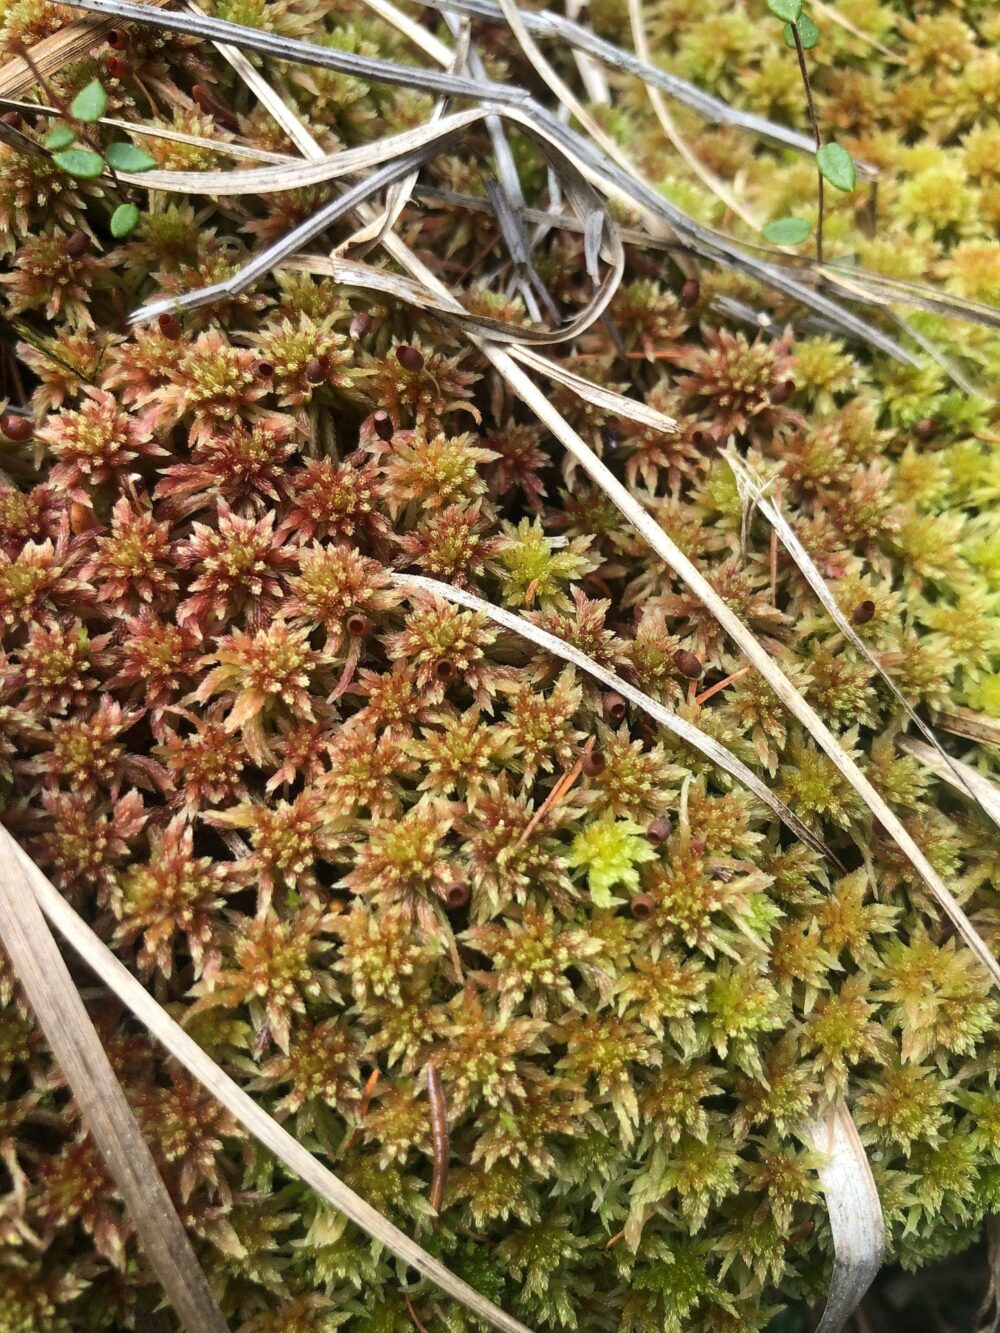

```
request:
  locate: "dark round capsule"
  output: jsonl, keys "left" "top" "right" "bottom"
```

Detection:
{"left": 304, "top": 356, "right": 327, "bottom": 384}
{"left": 106, "top": 54, "right": 131, "bottom": 79}
{"left": 769, "top": 379, "right": 796, "bottom": 405}
{"left": 433, "top": 658, "right": 456, "bottom": 683}
{"left": 395, "top": 343, "right": 424, "bottom": 372}
{"left": 0, "top": 412, "right": 34, "bottom": 442}
{"left": 630, "top": 894, "right": 655, "bottom": 922}
{"left": 913, "top": 418, "right": 937, "bottom": 442}
{"left": 65, "top": 229, "right": 89, "bottom": 259}
{"left": 107, "top": 28, "right": 130, "bottom": 49}
{"left": 1, "top": 110, "right": 22, "bottom": 128}
{"left": 372, "top": 410, "right": 394, "bottom": 443}
{"left": 445, "top": 881, "right": 470, "bottom": 910}
{"left": 581, "top": 749, "right": 606, "bottom": 778}
{"left": 851, "top": 599, "right": 876, "bottom": 626}
{"left": 157, "top": 312, "right": 182, "bottom": 340}
{"left": 253, "top": 359, "right": 274, "bottom": 379}
{"left": 679, "top": 278, "right": 700, "bottom": 309}
{"left": 673, "top": 649, "right": 704, "bottom": 680}
{"left": 603, "top": 691, "right": 627, "bottom": 723}
{"left": 349, "top": 311, "right": 372, "bottom": 340}
{"left": 691, "top": 429, "right": 706, "bottom": 447}
{"left": 346, "top": 612, "right": 370, "bottom": 638}
{"left": 647, "top": 816, "right": 672, "bottom": 846}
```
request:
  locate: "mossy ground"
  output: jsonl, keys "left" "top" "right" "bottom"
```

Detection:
{"left": 0, "top": 0, "right": 998, "bottom": 1330}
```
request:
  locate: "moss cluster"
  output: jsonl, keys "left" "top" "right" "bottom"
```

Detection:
{"left": 0, "top": 0, "right": 998, "bottom": 1330}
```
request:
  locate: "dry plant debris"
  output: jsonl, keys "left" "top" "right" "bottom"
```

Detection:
{"left": 0, "top": 0, "right": 997, "bottom": 1330}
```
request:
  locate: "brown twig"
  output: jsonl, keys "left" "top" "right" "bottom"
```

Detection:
{"left": 694, "top": 666, "right": 750, "bottom": 705}
{"left": 515, "top": 736, "right": 593, "bottom": 849}
{"left": 405, "top": 1293, "right": 432, "bottom": 1333}
{"left": 426, "top": 1061, "right": 449, "bottom": 1214}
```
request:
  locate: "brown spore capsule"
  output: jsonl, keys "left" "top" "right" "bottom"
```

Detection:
{"left": 107, "top": 28, "right": 130, "bottom": 49}
{"left": 157, "top": 312, "right": 182, "bottom": 340}
{"left": 373, "top": 410, "right": 394, "bottom": 442}
{"left": 106, "top": 54, "right": 131, "bottom": 79}
{"left": 395, "top": 343, "right": 424, "bottom": 372}
{"left": 851, "top": 599, "right": 876, "bottom": 626}
{"left": 433, "top": 658, "right": 456, "bottom": 683}
{"left": 913, "top": 418, "right": 937, "bottom": 442}
{"left": 647, "top": 816, "right": 672, "bottom": 846}
{"left": 253, "top": 359, "right": 274, "bottom": 380}
{"left": 630, "top": 894, "right": 655, "bottom": 922}
{"left": 65, "top": 229, "right": 89, "bottom": 259}
{"left": 445, "top": 881, "right": 470, "bottom": 910}
{"left": 673, "top": 648, "right": 704, "bottom": 680}
{"left": 346, "top": 612, "right": 370, "bottom": 638}
{"left": 581, "top": 749, "right": 606, "bottom": 778}
{"left": 679, "top": 277, "right": 700, "bottom": 308}
{"left": 349, "top": 311, "right": 372, "bottom": 340}
{"left": 769, "top": 379, "right": 796, "bottom": 405}
{"left": 1, "top": 110, "right": 22, "bottom": 128}
{"left": 304, "top": 356, "right": 327, "bottom": 384}
{"left": 0, "top": 412, "right": 34, "bottom": 442}
{"left": 603, "top": 691, "right": 627, "bottom": 723}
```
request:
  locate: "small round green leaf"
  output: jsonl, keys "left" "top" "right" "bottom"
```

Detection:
{"left": 817, "top": 141, "right": 857, "bottom": 191}
{"left": 767, "top": 0, "right": 802, "bottom": 22}
{"left": 762, "top": 216, "right": 813, "bottom": 245}
{"left": 44, "top": 125, "right": 77, "bottom": 151}
{"left": 110, "top": 202, "right": 140, "bottom": 238}
{"left": 51, "top": 147, "right": 105, "bottom": 179}
{"left": 103, "top": 141, "right": 158, "bottom": 173}
{"left": 783, "top": 12, "right": 819, "bottom": 46}
{"left": 70, "top": 78, "right": 108, "bottom": 123}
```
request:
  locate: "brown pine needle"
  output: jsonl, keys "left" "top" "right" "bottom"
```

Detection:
{"left": 695, "top": 667, "right": 750, "bottom": 705}
{"left": 515, "top": 737, "right": 594, "bottom": 849}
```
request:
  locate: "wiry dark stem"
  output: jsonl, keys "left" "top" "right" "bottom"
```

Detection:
{"left": 791, "top": 22, "right": 824, "bottom": 265}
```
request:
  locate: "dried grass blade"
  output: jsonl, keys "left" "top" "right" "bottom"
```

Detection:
{"left": 391, "top": 572, "right": 835, "bottom": 861}
{"left": 625, "top": 0, "right": 759, "bottom": 230}
{"left": 0, "top": 96, "right": 296, "bottom": 162}
{"left": 418, "top": 0, "right": 844, "bottom": 166}
{"left": 819, "top": 264, "right": 1000, "bottom": 335}
{"left": 118, "top": 107, "right": 487, "bottom": 193}
{"left": 8, "top": 835, "right": 536, "bottom": 1333}
{"left": 63, "top": 0, "right": 526, "bottom": 103}
{"left": 809, "top": 0, "right": 903, "bottom": 62}
{"left": 934, "top": 707, "right": 1000, "bottom": 750}
{"left": 726, "top": 451, "right": 998, "bottom": 830}
{"left": 190, "top": 3, "right": 330, "bottom": 160}
{"left": 341, "top": 28, "right": 470, "bottom": 257}
{"left": 897, "top": 737, "right": 1000, "bottom": 827}
{"left": 129, "top": 138, "right": 473, "bottom": 324}
{"left": 511, "top": 345, "right": 677, "bottom": 428}
{"left": 800, "top": 1103, "right": 885, "bottom": 1333}
{"left": 360, "top": 0, "right": 455, "bottom": 66}
{"left": 0, "top": 825, "right": 229, "bottom": 1333}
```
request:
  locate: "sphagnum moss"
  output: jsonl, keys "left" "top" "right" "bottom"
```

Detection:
{"left": 0, "top": 0, "right": 998, "bottom": 1329}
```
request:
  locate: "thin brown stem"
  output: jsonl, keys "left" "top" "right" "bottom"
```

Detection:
{"left": 791, "top": 22, "right": 824, "bottom": 264}
{"left": 10, "top": 40, "right": 130, "bottom": 203}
